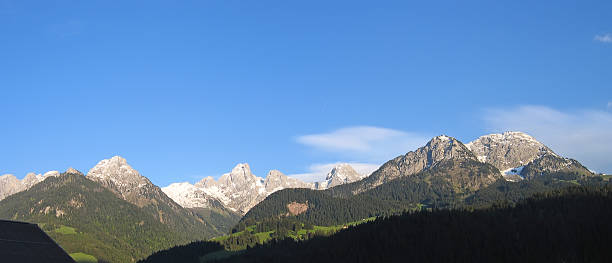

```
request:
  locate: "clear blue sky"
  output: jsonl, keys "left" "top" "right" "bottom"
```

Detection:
{"left": 1, "top": 0, "right": 611, "bottom": 185}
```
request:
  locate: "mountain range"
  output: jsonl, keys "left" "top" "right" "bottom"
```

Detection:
{"left": 0, "top": 131, "right": 598, "bottom": 262}
{"left": 240, "top": 131, "right": 593, "bottom": 227}
{"left": 162, "top": 163, "right": 367, "bottom": 214}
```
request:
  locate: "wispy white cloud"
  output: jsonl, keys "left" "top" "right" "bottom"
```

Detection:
{"left": 288, "top": 162, "right": 380, "bottom": 183}
{"left": 484, "top": 105, "right": 612, "bottom": 173}
{"left": 595, "top": 33, "right": 612, "bottom": 43}
{"left": 296, "top": 126, "right": 430, "bottom": 163}
{"left": 607, "top": 101, "right": 612, "bottom": 109}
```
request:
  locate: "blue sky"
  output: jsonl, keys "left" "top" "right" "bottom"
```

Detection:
{"left": 1, "top": 0, "right": 611, "bottom": 186}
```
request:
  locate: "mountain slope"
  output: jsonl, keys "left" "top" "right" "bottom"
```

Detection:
{"left": 240, "top": 136, "right": 503, "bottom": 226}
{"left": 138, "top": 184, "right": 612, "bottom": 263}
{"left": 331, "top": 135, "right": 502, "bottom": 196}
{"left": 466, "top": 132, "right": 593, "bottom": 180}
{"left": 465, "top": 131, "right": 553, "bottom": 171}
{"left": 163, "top": 164, "right": 363, "bottom": 215}
{"left": 238, "top": 133, "right": 595, "bottom": 230}
{"left": 0, "top": 172, "right": 213, "bottom": 263}
{"left": 86, "top": 156, "right": 223, "bottom": 236}
{"left": 219, "top": 185, "right": 612, "bottom": 263}
{"left": 0, "top": 170, "right": 61, "bottom": 201}
{"left": 314, "top": 164, "right": 366, "bottom": 190}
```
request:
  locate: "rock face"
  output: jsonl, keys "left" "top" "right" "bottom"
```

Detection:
{"left": 86, "top": 156, "right": 184, "bottom": 210}
{"left": 265, "top": 170, "right": 313, "bottom": 193}
{"left": 163, "top": 164, "right": 316, "bottom": 215}
{"left": 347, "top": 135, "right": 502, "bottom": 194}
{"left": 87, "top": 156, "right": 160, "bottom": 207}
{"left": 0, "top": 174, "right": 21, "bottom": 200}
{"left": 466, "top": 132, "right": 592, "bottom": 180}
{"left": 0, "top": 171, "right": 61, "bottom": 201}
{"left": 160, "top": 182, "right": 223, "bottom": 209}
{"left": 162, "top": 163, "right": 369, "bottom": 215}
{"left": 466, "top": 132, "right": 554, "bottom": 171}
{"left": 315, "top": 164, "right": 366, "bottom": 189}
{"left": 520, "top": 153, "right": 592, "bottom": 179}
{"left": 85, "top": 156, "right": 221, "bottom": 233}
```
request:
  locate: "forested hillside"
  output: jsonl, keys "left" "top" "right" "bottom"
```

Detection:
{"left": 241, "top": 168, "right": 597, "bottom": 228}
{"left": 139, "top": 184, "right": 612, "bottom": 263}
{"left": 0, "top": 173, "right": 218, "bottom": 262}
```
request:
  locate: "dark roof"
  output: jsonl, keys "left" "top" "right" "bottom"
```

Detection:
{"left": 0, "top": 220, "right": 76, "bottom": 263}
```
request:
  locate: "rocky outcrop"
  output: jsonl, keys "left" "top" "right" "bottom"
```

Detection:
{"left": 163, "top": 164, "right": 316, "bottom": 215}
{"left": 0, "top": 171, "right": 61, "bottom": 201}
{"left": 466, "top": 131, "right": 554, "bottom": 172}
{"left": 87, "top": 156, "right": 160, "bottom": 207}
{"left": 466, "top": 131, "right": 592, "bottom": 180}
{"left": 265, "top": 170, "right": 313, "bottom": 193}
{"left": 520, "top": 153, "right": 592, "bottom": 179}
{"left": 315, "top": 164, "right": 365, "bottom": 189}
{"left": 0, "top": 174, "right": 21, "bottom": 200}
{"left": 347, "top": 135, "right": 502, "bottom": 194}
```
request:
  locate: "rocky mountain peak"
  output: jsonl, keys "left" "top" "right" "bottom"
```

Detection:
{"left": 0, "top": 170, "right": 61, "bottom": 201}
{"left": 87, "top": 156, "right": 145, "bottom": 183}
{"left": 22, "top": 172, "right": 40, "bottom": 186}
{"left": 423, "top": 135, "right": 475, "bottom": 162}
{"left": 0, "top": 174, "right": 20, "bottom": 200}
{"left": 65, "top": 167, "right": 82, "bottom": 175}
{"left": 218, "top": 163, "right": 260, "bottom": 188}
{"left": 194, "top": 176, "right": 217, "bottom": 188}
{"left": 317, "top": 163, "right": 364, "bottom": 189}
{"left": 356, "top": 135, "right": 484, "bottom": 191}
{"left": 265, "top": 170, "right": 313, "bottom": 193}
{"left": 0, "top": 174, "right": 17, "bottom": 180}
{"left": 86, "top": 156, "right": 155, "bottom": 205}
{"left": 325, "top": 164, "right": 358, "bottom": 180}
{"left": 267, "top": 170, "right": 284, "bottom": 178}
{"left": 465, "top": 131, "right": 554, "bottom": 172}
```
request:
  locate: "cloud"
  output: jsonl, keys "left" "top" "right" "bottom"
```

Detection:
{"left": 288, "top": 162, "right": 380, "bottom": 183}
{"left": 483, "top": 105, "right": 612, "bottom": 173}
{"left": 608, "top": 101, "right": 612, "bottom": 109}
{"left": 595, "top": 34, "right": 612, "bottom": 43}
{"left": 296, "top": 126, "right": 430, "bottom": 163}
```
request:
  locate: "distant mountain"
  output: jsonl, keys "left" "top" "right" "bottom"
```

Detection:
{"left": 240, "top": 133, "right": 597, "bottom": 231}
{"left": 162, "top": 163, "right": 366, "bottom": 215}
{"left": 314, "top": 164, "right": 366, "bottom": 190}
{"left": 0, "top": 171, "right": 61, "bottom": 200}
{"left": 85, "top": 156, "right": 231, "bottom": 236}
{"left": 333, "top": 135, "right": 502, "bottom": 196}
{"left": 163, "top": 164, "right": 313, "bottom": 214}
{"left": 0, "top": 170, "right": 217, "bottom": 263}
{"left": 466, "top": 132, "right": 592, "bottom": 181}
{"left": 0, "top": 157, "right": 243, "bottom": 262}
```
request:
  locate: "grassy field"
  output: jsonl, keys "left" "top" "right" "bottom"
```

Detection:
{"left": 54, "top": 225, "right": 78, "bottom": 235}
{"left": 213, "top": 216, "right": 377, "bottom": 244}
{"left": 70, "top": 252, "right": 97, "bottom": 263}
{"left": 201, "top": 217, "right": 377, "bottom": 261}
